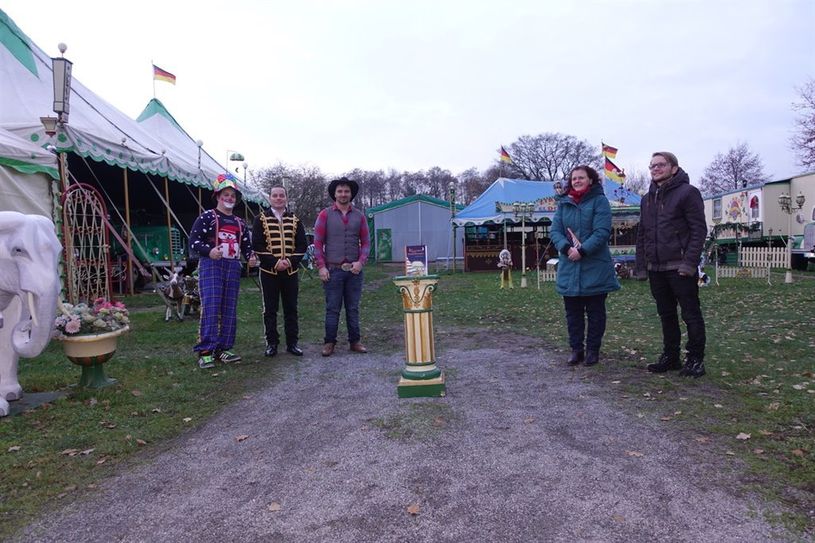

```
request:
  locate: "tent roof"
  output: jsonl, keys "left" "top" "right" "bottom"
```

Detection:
{"left": 136, "top": 98, "right": 265, "bottom": 205}
{"left": 365, "top": 193, "right": 464, "bottom": 218}
{"left": 453, "top": 177, "right": 641, "bottom": 226}
{"left": 0, "top": 9, "right": 265, "bottom": 203}
{"left": 0, "top": 125, "right": 58, "bottom": 179}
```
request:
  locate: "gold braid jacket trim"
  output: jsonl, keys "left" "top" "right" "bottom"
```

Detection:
{"left": 258, "top": 212, "right": 302, "bottom": 276}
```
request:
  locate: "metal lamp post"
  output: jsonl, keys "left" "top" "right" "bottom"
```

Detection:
{"left": 226, "top": 150, "right": 244, "bottom": 173}
{"left": 513, "top": 202, "right": 534, "bottom": 288}
{"left": 777, "top": 191, "right": 806, "bottom": 284}
{"left": 449, "top": 181, "right": 457, "bottom": 272}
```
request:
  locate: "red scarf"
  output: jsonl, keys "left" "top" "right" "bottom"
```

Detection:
{"left": 568, "top": 186, "right": 589, "bottom": 204}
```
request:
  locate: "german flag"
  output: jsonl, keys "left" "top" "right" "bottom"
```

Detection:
{"left": 601, "top": 142, "right": 618, "bottom": 159}
{"left": 604, "top": 157, "right": 625, "bottom": 184}
{"left": 499, "top": 146, "right": 512, "bottom": 164}
{"left": 153, "top": 64, "right": 176, "bottom": 85}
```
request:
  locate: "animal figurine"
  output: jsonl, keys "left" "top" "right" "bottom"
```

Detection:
{"left": 0, "top": 212, "right": 62, "bottom": 417}
{"left": 181, "top": 275, "right": 200, "bottom": 316}
{"left": 498, "top": 249, "right": 513, "bottom": 289}
{"left": 158, "top": 272, "right": 185, "bottom": 322}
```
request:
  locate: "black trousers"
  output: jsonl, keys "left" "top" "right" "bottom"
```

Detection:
{"left": 563, "top": 293, "right": 608, "bottom": 353}
{"left": 260, "top": 271, "right": 300, "bottom": 347}
{"left": 648, "top": 270, "right": 706, "bottom": 359}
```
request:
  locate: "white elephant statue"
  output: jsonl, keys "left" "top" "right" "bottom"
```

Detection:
{"left": 0, "top": 212, "right": 62, "bottom": 417}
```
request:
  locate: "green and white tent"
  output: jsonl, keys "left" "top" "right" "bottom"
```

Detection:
{"left": 0, "top": 8, "right": 265, "bottom": 205}
{"left": 0, "top": 126, "right": 58, "bottom": 217}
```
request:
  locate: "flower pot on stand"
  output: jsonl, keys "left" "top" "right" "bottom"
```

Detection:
{"left": 60, "top": 326, "right": 128, "bottom": 388}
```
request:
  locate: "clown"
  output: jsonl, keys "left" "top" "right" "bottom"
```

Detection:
{"left": 188, "top": 174, "right": 257, "bottom": 368}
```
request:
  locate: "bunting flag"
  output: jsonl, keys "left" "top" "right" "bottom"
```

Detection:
{"left": 601, "top": 142, "right": 618, "bottom": 159}
{"left": 499, "top": 146, "right": 512, "bottom": 164}
{"left": 153, "top": 64, "right": 176, "bottom": 85}
{"left": 604, "top": 157, "right": 626, "bottom": 183}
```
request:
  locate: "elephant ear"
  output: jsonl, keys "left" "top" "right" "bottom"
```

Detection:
{"left": 0, "top": 211, "right": 26, "bottom": 234}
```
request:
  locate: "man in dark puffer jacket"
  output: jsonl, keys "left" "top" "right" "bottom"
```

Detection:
{"left": 635, "top": 152, "right": 707, "bottom": 377}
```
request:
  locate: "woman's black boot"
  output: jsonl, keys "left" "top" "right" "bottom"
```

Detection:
{"left": 584, "top": 351, "right": 600, "bottom": 366}
{"left": 567, "top": 350, "right": 584, "bottom": 366}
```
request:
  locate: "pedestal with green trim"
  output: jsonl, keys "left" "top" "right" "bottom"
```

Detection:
{"left": 394, "top": 274, "right": 445, "bottom": 398}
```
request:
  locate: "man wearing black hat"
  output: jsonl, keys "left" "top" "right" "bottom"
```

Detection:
{"left": 313, "top": 177, "right": 371, "bottom": 357}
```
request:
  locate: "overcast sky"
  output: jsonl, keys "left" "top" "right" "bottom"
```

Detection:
{"left": 4, "top": 0, "right": 814, "bottom": 184}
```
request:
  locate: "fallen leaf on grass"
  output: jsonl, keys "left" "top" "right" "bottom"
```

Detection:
{"left": 611, "top": 380, "right": 621, "bottom": 384}
{"left": 267, "top": 502, "right": 282, "bottom": 512}
{"left": 736, "top": 433, "right": 751, "bottom": 440}
{"left": 131, "top": 389, "right": 142, "bottom": 397}
{"left": 80, "top": 448, "right": 95, "bottom": 456}
{"left": 136, "top": 439, "right": 147, "bottom": 446}
{"left": 713, "top": 404, "right": 723, "bottom": 409}
{"left": 407, "top": 504, "right": 421, "bottom": 515}
{"left": 792, "top": 384, "right": 807, "bottom": 390}
{"left": 660, "top": 416, "right": 672, "bottom": 422}
{"left": 236, "top": 434, "right": 250, "bottom": 442}
{"left": 523, "top": 417, "right": 535, "bottom": 424}
{"left": 694, "top": 436, "right": 710, "bottom": 444}
{"left": 626, "top": 451, "right": 644, "bottom": 457}
{"left": 151, "top": 408, "right": 162, "bottom": 413}
{"left": 759, "top": 430, "right": 773, "bottom": 436}
{"left": 725, "top": 451, "right": 736, "bottom": 456}
{"left": 753, "top": 449, "right": 764, "bottom": 455}
{"left": 60, "top": 449, "right": 79, "bottom": 456}
{"left": 767, "top": 402, "right": 780, "bottom": 411}
{"left": 96, "top": 457, "right": 108, "bottom": 465}
{"left": 791, "top": 449, "right": 806, "bottom": 458}
{"left": 100, "top": 421, "right": 117, "bottom": 429}
{"left": 8, "top": 445, "right": 21, "bottom": 452}
{"left": 182, "top": 417, "right": 192, "bottom": 423}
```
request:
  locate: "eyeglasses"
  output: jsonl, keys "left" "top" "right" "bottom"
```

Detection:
{"left": 649, "top": 162, "right": 670, "bottom": 170}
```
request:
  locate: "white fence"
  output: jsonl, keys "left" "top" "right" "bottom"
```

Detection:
{"left": 715, "top": 246, "right": 788, "bottom": 286}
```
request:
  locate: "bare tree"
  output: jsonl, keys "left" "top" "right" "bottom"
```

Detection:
{"left": 622, "top": 168, "right": 651, "bottom": 195}
{"left": 501, "top": 133, "right": 602, "bottom": 181}
{"left": 698, "top": 142, "right": 768, "bottom": 196}
{"left": 254, "top": 163, "right": 328, "bottom": 227}
{"left": 791, "top": 78, "right": 815, "bottom": 169}
{"left": 457, "top": 167, "right": 491, "bottom": 204}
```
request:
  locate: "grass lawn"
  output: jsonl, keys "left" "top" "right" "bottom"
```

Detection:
{"left": 0, "top": 265, "right": 813, "bottom": 536}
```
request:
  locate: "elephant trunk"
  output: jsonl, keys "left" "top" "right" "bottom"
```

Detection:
{"left": 12, "top": 289, "right": 58, "bottom": 358}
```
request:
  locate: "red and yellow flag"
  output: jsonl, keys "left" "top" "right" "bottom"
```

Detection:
{"left": 604, "top": 157, "right": 626, "bottom": 183}
{"left": 601, "top": 142, "right": 618, "bottom": 159}
{"left": 499, "top": 146, "right": 512, "bottom": 164}
{"left": 153, "top": 64, "right": 176, "bottom": 85}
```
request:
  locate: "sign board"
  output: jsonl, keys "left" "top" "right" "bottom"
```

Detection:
{"left": 405, "top": 244, "right": 428, "bottom": 275}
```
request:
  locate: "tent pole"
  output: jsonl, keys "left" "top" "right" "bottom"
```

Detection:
{"left": 164, "top": 177, "right": 175, "bottom": 271}
{"left": 123, "top": 169, "right": 134, "bottom": 295}
{"left": 198, "top": 187, "right": 204, "bottom": 213}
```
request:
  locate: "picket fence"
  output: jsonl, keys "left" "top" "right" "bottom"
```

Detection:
{"left": 715, "top": 246, "right": 788, "bottom": 286}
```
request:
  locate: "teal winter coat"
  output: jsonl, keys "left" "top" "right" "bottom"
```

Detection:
{"left": 550, "top": 183, "right": 620, "bottom": 297}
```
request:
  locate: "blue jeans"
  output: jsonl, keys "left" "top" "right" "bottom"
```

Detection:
{"left": 323, "top": 268, "right": 363, "bottom": 344}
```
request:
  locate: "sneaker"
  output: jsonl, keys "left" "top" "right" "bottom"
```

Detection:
{"left": 646, "top": 353, "right": 681, "bottom": 373}
{"left": 197, "top": 353, "right": 215, "bottom": 369}
{"left": 217, "top": 350, "right": 241, "bottom": 364}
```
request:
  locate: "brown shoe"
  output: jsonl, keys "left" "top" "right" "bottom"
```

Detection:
{"left": 349, "top": 342, "right": 368, "bottom": 353}
{"left": 321, "top": 343, "right": 335, "bottom": 357}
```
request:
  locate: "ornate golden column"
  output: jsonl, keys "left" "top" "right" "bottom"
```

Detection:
{"left": 393, "top": 274, "right": 445, "bottom": 398}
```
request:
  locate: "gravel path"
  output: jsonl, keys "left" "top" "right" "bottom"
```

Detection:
{"left": 16, "top": 333, "right": 793, "bottom": 542}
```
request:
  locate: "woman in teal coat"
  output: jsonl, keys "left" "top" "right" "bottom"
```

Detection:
{"left": 550, "top": 165, "right": 620, "bottom": 366}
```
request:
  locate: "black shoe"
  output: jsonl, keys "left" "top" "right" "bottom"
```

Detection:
{"left": 286, "top": 345, "right": 304, "bottom": 356}
{"left": 646, "top": 353, "right": 681, "bottom": 373}
{"left": 264, "top": 345, "right": 278, "bottom": 357}
{"left": 679, "top": 356, "right": 705, "bottom": 378}
{"left": 567, "top": 350, "right": 584, "bottom": 366}
{"left": 584, "top": 351, "right": 600, "bottom": 366}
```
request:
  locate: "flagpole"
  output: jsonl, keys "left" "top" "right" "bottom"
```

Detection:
{"left": 151, "top": 60, "right": 155, "bottom": 98}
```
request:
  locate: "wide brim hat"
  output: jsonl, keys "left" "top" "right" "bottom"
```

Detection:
{"left": 212, "top": 173, "right": 243, "bottom": 202}
{"left": 327, "top": 177, "right": 359, "bottom": 201}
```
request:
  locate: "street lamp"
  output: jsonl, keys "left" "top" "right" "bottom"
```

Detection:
{"left": 513, "top": 202, "right": 534, "bottom": 288}
{"left": 226, "top": 150, "right": 244, "bottom": 173}
{"left": 777, "top": 191, "right": 806, "bottom": 284}
{"left": 52, "top": 43, "right": 72, "bottom": 125}
{"left": 448, "top": 181, "right": 457, "bottom": 273}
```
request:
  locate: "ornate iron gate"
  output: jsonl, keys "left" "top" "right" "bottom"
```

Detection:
{"left": 61, "top": 183, "right": 112, "bottom": 303}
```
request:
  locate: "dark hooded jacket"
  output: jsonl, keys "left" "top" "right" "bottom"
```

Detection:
{"left": 635, "top": 167, "right": 706, "bottom": 277}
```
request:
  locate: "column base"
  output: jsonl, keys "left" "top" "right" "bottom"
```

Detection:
{"left": 397, "top": 372, "right": 446, "bottom": 398}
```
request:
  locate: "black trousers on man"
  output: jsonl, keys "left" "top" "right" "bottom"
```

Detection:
{"left": 648, "top": 270, "right": 706, "bottom": 359}
{"left": 260, "top": 271, "right": 299, "bottom": 348}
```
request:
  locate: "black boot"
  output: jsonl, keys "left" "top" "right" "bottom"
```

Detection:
{"left": 646, "top": 353, "right": 681, "bottom": 373}
{"left": 584, "top": 351, "right": 600, "bottom": 366}
{"left": 679, "top": 355, "right": 705, "bottom": 378}
{"left": 567, "top": 350, "right": 584, "bottom": 366}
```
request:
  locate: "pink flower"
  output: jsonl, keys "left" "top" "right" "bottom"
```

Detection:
{"left": 64, "top": 317, "right": 81, "bottom": 334}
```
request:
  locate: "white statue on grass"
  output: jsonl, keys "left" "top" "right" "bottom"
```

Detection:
{"left": 0, "top": 212, "right": 62, "bottom": 416}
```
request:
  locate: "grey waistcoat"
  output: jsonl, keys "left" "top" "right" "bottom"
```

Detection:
{"left": 325, "top": 208, "right": 363, "bottom": 264}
